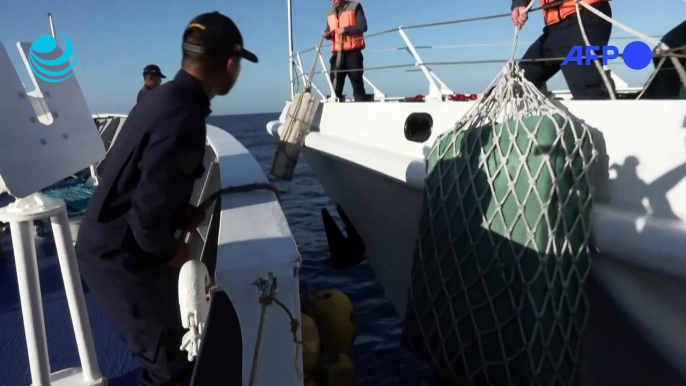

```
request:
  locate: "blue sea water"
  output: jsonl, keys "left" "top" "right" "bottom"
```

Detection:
{"left": 207, "top": 113, "right": 435, "bottom": 386}
{"left": 0, "top": 113, "right": 434, "bottom": 386}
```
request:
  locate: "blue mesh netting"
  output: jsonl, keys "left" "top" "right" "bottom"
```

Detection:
{"left": 34, "top": 177, "right": 96, "bottom": 238}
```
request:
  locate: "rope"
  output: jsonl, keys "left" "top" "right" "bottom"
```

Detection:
{"left": 403, "top": 12, "right": 597, "bottom": 382}
{"left": 248, "top": 294, "right": 303, "bottom": 386}
{"left": 509, "top": 0, "right": 536, "bottom": 62}
{"left": 323, "top": 47, "right": 684, "bottom": 76}
{"left": 321, "top": 43, "right": 686, "bottom": 80}
{"left": 299, "top": 0, "right": 686, "bottom": 101}
{"left": 297, "top": 0, "right": 612, "bottom": 54}
{"left": 306, "top": 35, "right": 325, "bottom": 93}
{"left": 332, "top": 38, "right": 344, "bottom": 100}
{"left": 292, "top": 63, "right": 301, "bottom": 95}
{"left": 196, "top": 183, "right": 281, "bottom": 213}
{"left": 297, "top": 0, "right": 686, "bottom": 101}
{"left": 636, "top": 56, "right": 667, "bottom": 99}
{"left": 261, "top": 295, "right": 303, "bottom": 379}
{"left": 248, "top": 301, "right": 269, "bottom": 386}
{"left": 577, "top": 1, "right": 686, "bottom": 91}
{"left": 637, "top": 42, "right": 686, "bottom": 99}
{"left": 358, "top": 34, "right": 663, "bottom": 54}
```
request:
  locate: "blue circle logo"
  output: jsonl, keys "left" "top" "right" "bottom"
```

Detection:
{"left": 28, "top": 35, "right": 78, "bottom": 83}
{"left": 622, "top": 41, "right": 652, "bottom": 70}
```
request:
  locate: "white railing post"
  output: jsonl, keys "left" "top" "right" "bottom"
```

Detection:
{"left": 88, "top": 164, "right": 99, "bottom": 186}
{"left": 0, "top": 194, "right": 106, "bottom": 386}
{"left": 397, "top": 27, "right": 442, "bottom": 101}
{"left": 287, "top": 0, "right": 295, "bottom": 100}
{"left": 50, "top": 209, "right": 103, "bottom": 382}
{"left": 10, "top": 219, "right": 52, "bottom": 386}
{"left": 295, "top": 52, "right": 326, "bottom": 100}
{"left": 361, "top": 75, "right": 386, "bottom": 101}
{"left": 429, "top": 72, "right": 454, "bottom": 96}
{"left": 317, "top": 52, "right": 337, "bottom": 101}
{"left": 47, "top": 13, "right": 56, "bottom": 39}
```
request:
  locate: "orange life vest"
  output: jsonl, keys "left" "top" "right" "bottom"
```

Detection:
{"left": 327, "top": 1, "right": 366, "bottom": 52}
{"left": 540, "top": 0, "right": 607, "bottom": 26}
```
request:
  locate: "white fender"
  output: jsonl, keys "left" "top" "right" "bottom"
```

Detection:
{"left": 178, "top": 260, "right": 212, "bottom": 361}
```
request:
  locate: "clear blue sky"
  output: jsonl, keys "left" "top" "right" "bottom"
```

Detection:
{"left": 2, "top": 0, "right": 684, "bottom": 115}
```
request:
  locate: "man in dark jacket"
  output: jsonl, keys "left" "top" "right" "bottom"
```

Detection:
{"left": 137, "top": 64, "right": 166, "bottom": 103}
{"left": 511, "top": 0, "right": 613, "bottom": 99}
{"left": 76, "top": 11, "right": 257, "bottom": 386}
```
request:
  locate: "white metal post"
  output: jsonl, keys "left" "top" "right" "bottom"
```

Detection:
{"left": 428, "top": 72, "right": 454, "bottom": 96}
{"left": 51, "top": 210, "right": 103, "bottom": 382}
{"left": 398, "top": 27, "right": 442, "bottom": 101}
{"left": 287, "top": 0, "right": 295, "bottom": 100}
{"left": 10, "top": 220, "right": 52, "bottom": 386}
{"left": 361, "top": 75, "right": 386, "bottom": 101}
{"left": 88, "top": 165, "right": 99, "bottom": 186}
{"left": 317, "top": 52, "right": 336, "bottom": 99}
{"left": 0, "top": 194, "right": 107, "bottom": 386}
{"left": 295, "top": 53, "right": 326, "bottom": 100}
{"left": 47, "top": 13, "right": 56, "bottom": 39}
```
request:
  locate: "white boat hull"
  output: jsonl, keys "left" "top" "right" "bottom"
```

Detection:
{"left": 269, "top": 98, "right": 686, "bottom": 379}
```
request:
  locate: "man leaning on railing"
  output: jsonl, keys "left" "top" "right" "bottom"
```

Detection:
{"left": 511, "top": 0, "right": 613, "bottom": 99}
{"left": 75, "top": 11, "right": 258, "bottom": 386}
{"left": 323, "top": 0, "right": 368, "bottom": 102}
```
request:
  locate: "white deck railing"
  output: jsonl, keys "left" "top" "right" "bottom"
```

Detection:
{"left": 289, "top": 8, "right": 670, "bottom": 102}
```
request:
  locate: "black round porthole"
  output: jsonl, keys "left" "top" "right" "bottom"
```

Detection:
{"left": 404, "top": 112, "right": 433, "bottom": 143}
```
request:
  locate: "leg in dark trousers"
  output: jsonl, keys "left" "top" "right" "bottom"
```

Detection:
{"left": 329, "top": 51, "right": 347, "bottom": 100}
{"left": 79, "top": 261, "right": 194, "bottom": 386}
{"left": 519, "top": 1, "right": 613, "bottom": 99}
{"left": 329, "top": 49, "right": 367, "bottom": 101}
{"left": 344, "top": 49, "right": 367, "bottom": 101}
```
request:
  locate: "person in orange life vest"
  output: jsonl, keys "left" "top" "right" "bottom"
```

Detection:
{"left": 323, "top": 0, "right": 368, "bottom": 102}
{"left": 511, "top": 0, "right": 613, "bottom": 99}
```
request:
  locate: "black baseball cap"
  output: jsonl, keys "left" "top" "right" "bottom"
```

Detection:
{"left": 182, "top": 12, "right": 258, "bottom": 64}
{"left": 143, "top": 64, "right": 166, "bottom": 78}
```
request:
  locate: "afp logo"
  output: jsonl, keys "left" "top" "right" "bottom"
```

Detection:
{"left": 28, "top": 35, "right": 78, "bottom": 83}
{"left": 562, "top": 41, "right": 653, "bottom": 70}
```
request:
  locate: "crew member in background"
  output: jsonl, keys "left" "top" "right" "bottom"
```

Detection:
{"left": 76, "top": 11, "right": 257, "bottom": 386}
{"left": 137, "top": 64, "right": 167, "bottom": 103}
{"left": 643, "top": 21, "right": 686, "bottom": 99}
{"left": 511, "top": 0, "right": 613, "bottom": 99}
{"left": 324, "top": 0, "right": 368, "bottom": 102}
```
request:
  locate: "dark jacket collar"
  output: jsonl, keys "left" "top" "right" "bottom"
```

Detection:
{"left": 172, "top": 69, "right": 212, "bottom": 117}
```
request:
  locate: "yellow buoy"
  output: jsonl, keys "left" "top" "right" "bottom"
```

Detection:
{"left": 327, "top": 353, "right": 357, "bottom": 386}
{"left": 301, "top": 313, "right": 321, "bottom": 376}
{"left": 310, "top": 289, "right": 356, "bottom": 354}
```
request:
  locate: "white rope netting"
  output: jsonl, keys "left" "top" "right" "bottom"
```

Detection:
{"left": 402, "top": 4, "right": 599, "bottom": 385}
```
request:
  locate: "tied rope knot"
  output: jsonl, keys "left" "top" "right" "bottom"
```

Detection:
{"left": 258, "top": 294, "right": 304, "bottom": 379}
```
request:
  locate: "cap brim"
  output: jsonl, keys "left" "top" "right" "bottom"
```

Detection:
{"left": 144, "top": 71, "right": 167, "bottom": 78}
{"left": 240, "top": 48, "right": 258, "bottom": 63}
